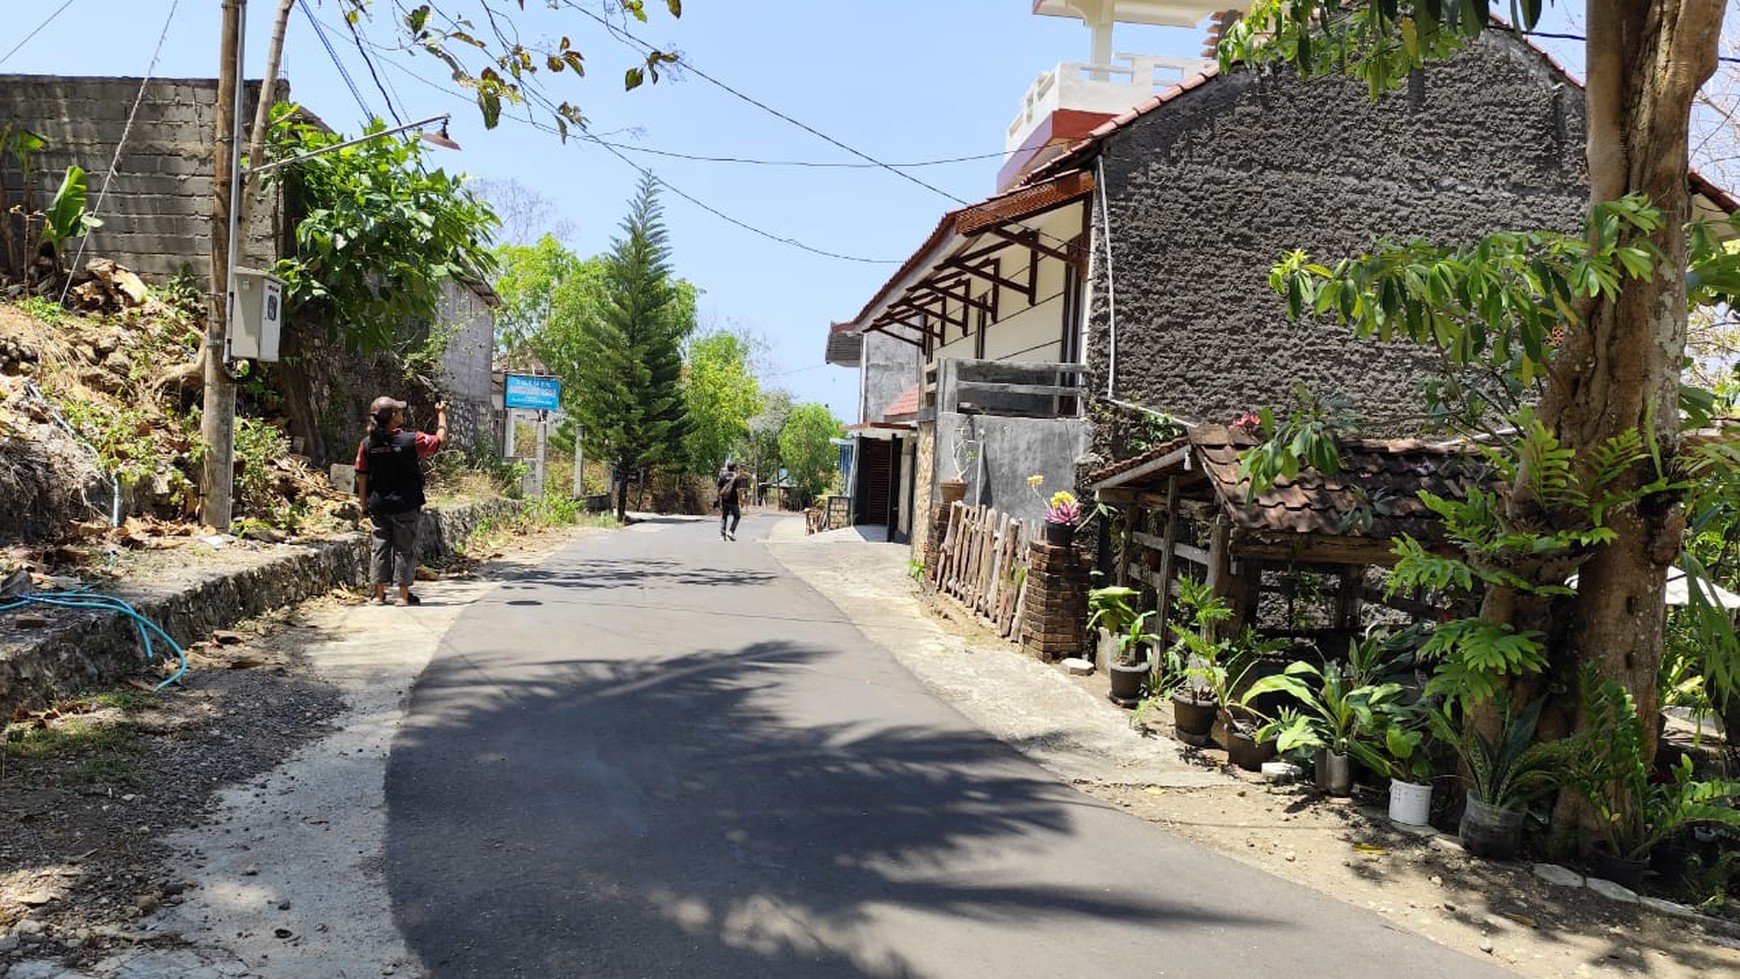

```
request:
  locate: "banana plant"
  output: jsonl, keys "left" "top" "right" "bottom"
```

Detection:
{"left": 40, "top": 165, "right": 102, "bottom": 262}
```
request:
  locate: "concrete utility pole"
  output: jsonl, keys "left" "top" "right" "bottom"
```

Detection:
{"left": 201, "top": 0, "right": 245, "bottom": 530}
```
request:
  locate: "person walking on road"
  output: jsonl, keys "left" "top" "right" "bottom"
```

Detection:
{"left": 356, "top": 396, "right": 446, "bottom": 605}
{"left": 716, "top": 461, "right": 751, "bottom": 540}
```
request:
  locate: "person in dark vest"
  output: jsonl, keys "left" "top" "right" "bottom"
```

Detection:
{"left": 716, "top": 461, "right": 752, "bottom": 541}
{"left": 355, "top": 396, "right": 446, "bottom": 605}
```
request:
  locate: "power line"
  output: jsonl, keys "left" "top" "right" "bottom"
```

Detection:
{"left": 60, "top": 0, "right": 182, "bottom": 304}
{"left": 345, "top": 28, "right": 902, "bottom": 264}
{"left": 556, "top": 0, "right": 974, "bottom": 207}
{"left": 331, "top": 12, "right": 1005, "bottom": 171}
{"left": 343, "top": 8, "right": 403, "bottom": 125}
{"left": 0, "top": 0, "right": 78, "bottom": 69}
{"left": 597, "top": 142, "right": 1006, "bottom": 169}
{"left": 297, "top": 0, "right": 375, "bottom": 122}
{"left": 1517, "top": 29, "right": 1740, "bottom": 66}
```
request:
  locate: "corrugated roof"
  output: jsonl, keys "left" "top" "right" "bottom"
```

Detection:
{"left": 837, "top": 168, "right": 1096, "bottom": 333}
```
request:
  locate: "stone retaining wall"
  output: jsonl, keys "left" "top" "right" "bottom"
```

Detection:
{"left": 0, "top": 499, "right": 519, "bottom": 714}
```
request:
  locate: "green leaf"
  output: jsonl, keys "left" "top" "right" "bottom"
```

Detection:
{"left": 624, "top": 67, "right": 646, "bottom": 91}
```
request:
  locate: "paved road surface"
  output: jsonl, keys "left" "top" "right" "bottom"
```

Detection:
{"left": 385, "top": 515, "right": 1508, "bottom": 978}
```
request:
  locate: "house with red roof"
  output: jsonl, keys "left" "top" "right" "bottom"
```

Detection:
{"left": 826, "top": 2, "right": 1735, "bottom": 554}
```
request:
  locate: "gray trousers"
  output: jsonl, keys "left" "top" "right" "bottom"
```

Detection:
{"left": 369, "top": 510, "right": 421, "bottom": 587}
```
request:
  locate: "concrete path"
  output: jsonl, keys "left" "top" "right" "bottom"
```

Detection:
{"left": 383, "top": 514, "right": 1508, "bottom": 978}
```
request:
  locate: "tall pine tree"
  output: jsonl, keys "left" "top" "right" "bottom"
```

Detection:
{"left": 563, "top": 173, "right": 693, "bottom": 519}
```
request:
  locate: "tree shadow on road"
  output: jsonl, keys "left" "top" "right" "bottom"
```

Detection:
{"left": 385, "top": 639, "right": 1272, "bottom": 977}
{"left": 491, "top": 558, "right": 777, "bottom": 593}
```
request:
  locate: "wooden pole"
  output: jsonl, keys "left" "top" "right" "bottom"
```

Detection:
{"left": 200, "top": 0, "right": 244, "bottom": 530}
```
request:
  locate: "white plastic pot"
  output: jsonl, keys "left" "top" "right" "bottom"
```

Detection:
{"left": 1388, "top": 779, "right": 1433, "bottom": 827}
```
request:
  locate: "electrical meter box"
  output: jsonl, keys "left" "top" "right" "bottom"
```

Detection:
{"left": 228, "top": 268, "right": 284, "bottom": 362}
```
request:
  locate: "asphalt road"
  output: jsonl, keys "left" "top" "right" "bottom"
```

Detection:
{"left": 384, "top": 515, "right": 1510, "bottom": 978}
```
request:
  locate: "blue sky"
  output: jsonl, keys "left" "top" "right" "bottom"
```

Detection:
{"left": 1, "top": 1, "right": 1210, "bottom": 423}
{"left": 2, "top": 2, "right": 1591, "bottom": 425}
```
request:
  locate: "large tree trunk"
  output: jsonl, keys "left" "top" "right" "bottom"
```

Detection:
{"left": 1538, "top": 0, "right": 1724, "bottom": 847}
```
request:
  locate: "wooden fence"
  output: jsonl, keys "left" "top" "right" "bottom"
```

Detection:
{"left": 928, "top": 501, "right": 1029, "bottom": 637}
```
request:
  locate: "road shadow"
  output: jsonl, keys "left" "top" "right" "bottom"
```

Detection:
{"left": 386, "top": 639, "right": 1269, "bottom": 977}
{"left": 490, "top": 558, "right": 777, "bottom": 593}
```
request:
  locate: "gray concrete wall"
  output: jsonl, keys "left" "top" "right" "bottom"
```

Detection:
{"left": 434, "top": 280, "right": 497, "bottom": 456}
{"left": 0, "top": 75, "right": 282, "bottom": 282}
{"left": 937, "top": 410, "right": 1090, "bottom": 529}
{"left": 1084, "top": 33, "right": 1589, "bottom": 436}
{"left": 862, "top": 329, "right": 919, "bottom": 421}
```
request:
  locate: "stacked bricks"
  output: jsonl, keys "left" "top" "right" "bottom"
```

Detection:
{"left": 921, "top": 503, "right": 951, "bottom": 578}
{"left": 1019, "top": 538, "right": 1091, "bottom": 661}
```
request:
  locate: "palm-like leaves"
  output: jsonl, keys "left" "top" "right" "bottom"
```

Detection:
{"left": 1430, "top": 695, "right": 1573, "bottom": 810}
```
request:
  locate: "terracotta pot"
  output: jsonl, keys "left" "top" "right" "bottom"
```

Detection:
{"left": 1222, "top": 713, "right": 1276, "bottom": 771}
{"left": 938, "top": 480, "right": 968, "bottom": 505}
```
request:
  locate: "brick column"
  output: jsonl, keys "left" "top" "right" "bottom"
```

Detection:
{"left": 922, "top": 503, "right": 952, "bottom": 579}
{"left": 1019, "top": 539, "right": 1091, "bottom": 661}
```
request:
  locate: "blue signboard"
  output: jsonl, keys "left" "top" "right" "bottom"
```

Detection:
{"left": 504, "top": 373, "right": 562, "bottom": 411}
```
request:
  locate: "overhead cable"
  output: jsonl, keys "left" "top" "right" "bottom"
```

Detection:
{"left": 0, "top": 0, "right": 79, "bottom": 69}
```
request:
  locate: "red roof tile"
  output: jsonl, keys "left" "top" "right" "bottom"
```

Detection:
{"left": 882, "top": 383, "right": 922, "bottom": 422}
{"left": 1090, "top": 425, "right": 1488, "bottom": 544}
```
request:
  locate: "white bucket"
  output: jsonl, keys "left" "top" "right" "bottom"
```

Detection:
{"left": 1388, "top": 779, "right": 1433, "bottom": 826}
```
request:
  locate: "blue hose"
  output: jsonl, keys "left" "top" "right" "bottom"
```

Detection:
{"left": 0, "top": 593, "right": 188, "bottom": 689}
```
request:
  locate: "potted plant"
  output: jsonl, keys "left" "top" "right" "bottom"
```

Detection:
{"left": 1429, "top": 696, "right": 1573, "bottom": 859}
{"left": 1163, "top": 578, "right": 1233, "bottom": 745}
{"left": 940, "top": 426, "right": 976, "bottom": 505}
{"left": 1370, "top": 714, "right": 1439, "bottom": 826}
{"left": 1087, "top": 585, "right": 1153, "bottom": 705}
{"left": 1028, "top": 475, "right": 1081, "bottom": 546}
{"left": 1241, "top": 660, "right": 1403, "bottom": 796}
{"left": 1562, "top": 675, "right": 1740, "bottom": 890}
{"left": 1192, "top": 629, "right": 1282, "bottom": 771}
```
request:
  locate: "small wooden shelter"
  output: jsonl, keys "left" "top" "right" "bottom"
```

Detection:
{"left": 1089, "top": 425, "right": 1487, "bottom": 655}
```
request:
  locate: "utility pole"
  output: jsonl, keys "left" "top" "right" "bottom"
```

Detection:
{"left": 201, "top": 0, "right": 245, "bottom": 530}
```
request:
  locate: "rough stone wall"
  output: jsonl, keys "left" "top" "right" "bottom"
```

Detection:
{"left": 0, "top": 498, "right": 519, "bottom": 713}
{"left": 434, "top": 280, "right": 497, "bottom": 456}
{"left": 911, "top": 421, "right": 936, "bottom": 557}
{"left": 1085, "top": 34, "right": 1589, "bottom": 437}
{"left": 0, "top": 75, "right": 281, "bottom": 282}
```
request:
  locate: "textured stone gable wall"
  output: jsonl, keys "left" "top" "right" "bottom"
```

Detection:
{"left": 1085, "top": 34, "right": 1589, "bottom": 437}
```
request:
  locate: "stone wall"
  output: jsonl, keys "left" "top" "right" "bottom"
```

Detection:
{"left": 0, "top": 75, "right": 281, "bottom": 282}
{"left": 434, "top": 279, "right": 498, "bottom": 457}
{"left": 1084, "top": 33, "right": 1589, "bottom": 436}
{"left": 0, "top": 498, "right": 519, "bottom": 713}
